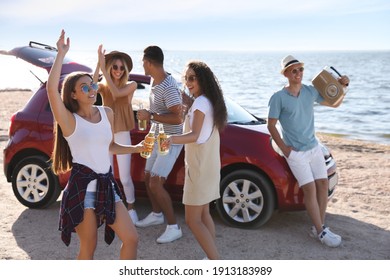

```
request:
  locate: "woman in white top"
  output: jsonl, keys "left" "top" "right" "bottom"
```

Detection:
{"left": 93, "top": 47, "right": 139, "bottom": 223}
{"left": 166, "top": 61, "right": 227, "bottom": 259}
{"left": 47, "top": 30, "right": 144, "bottom": 260}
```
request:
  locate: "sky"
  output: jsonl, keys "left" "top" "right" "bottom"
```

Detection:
{"left": 0, "top": 0, "right": 389, "bottom": 52}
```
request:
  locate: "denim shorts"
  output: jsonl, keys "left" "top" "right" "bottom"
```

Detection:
{"left": 84, "top": 189, "right": 122, "bottom": 209}
{"left": 145, "top": 144, "right": 183, "bottom": 178}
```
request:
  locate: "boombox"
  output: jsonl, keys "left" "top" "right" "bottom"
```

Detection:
{"left": 312, "top": 66, "right": 345, "bottom": 105}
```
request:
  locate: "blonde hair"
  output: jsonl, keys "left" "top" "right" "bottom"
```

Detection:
{"left": 105, "top": 57, "right": 129, "bottom": 87}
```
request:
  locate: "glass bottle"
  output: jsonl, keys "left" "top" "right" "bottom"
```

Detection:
{"left": 157, "top": 123, "right": 169, "bottom": 155}
{"left": 137, "top": 103, "right": 147, "bottom": 131}
{"left": 140, "top": 122, "right": 156, "bottom": 159}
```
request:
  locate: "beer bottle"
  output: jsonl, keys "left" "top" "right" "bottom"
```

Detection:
{"left": 157, "top": 123, "right": 169, "bottom": 155}
{"left": 140, "top": 122, "right": 156, "bottom": 159}
{"left": 137, "top": 103, "right": 147, "bottom": 131}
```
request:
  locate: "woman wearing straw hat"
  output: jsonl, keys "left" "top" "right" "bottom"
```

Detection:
{"left": 94, "top": 46, "right": 139, "bottom": 223}
{"left": 268, "top": 55, "right": 350, "bottom": 248}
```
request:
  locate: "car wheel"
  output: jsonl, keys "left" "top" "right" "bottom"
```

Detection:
{"left": 11, "top": 156, "right": 61, "bottom": 209}
{"left": 216, "top": 170, "right": 275, "bottom": 229}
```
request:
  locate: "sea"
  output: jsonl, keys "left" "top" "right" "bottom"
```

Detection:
{"left": 1, "top": 50, "right": 389, "bottom": 145}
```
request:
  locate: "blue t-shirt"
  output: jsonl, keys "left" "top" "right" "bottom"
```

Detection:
{"left": 268, "top": 84, "right": 324, "bottom": 151}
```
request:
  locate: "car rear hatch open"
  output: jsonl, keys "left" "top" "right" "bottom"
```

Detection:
{"left": 0, "top": 41, "right": 92, "bottom": 74}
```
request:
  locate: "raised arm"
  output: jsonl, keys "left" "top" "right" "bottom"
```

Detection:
{"left": 46, "top": 30, "right": 75, "bottom": 136}
{"left": 93, "top": 61, "right": 100, "bottom": 84}
{"left": 97, "top": 44, "right": 137, "bottom": 100}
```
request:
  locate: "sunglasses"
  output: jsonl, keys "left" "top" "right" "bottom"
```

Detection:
{"left": 183, "top": 75, "right": 197, "bottom": 82}
{"left": 112, "top": 64, "right": 125, "bottom": 71}
{"left": 291, "top": 67, "right": 304, "bottom": 74}
{"left": 81, "top": 83, "right": 98, "bottom": 94}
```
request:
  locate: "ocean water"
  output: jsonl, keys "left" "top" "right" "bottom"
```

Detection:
{"left": 1, "top": 50, "right": 389, "bottom": 145}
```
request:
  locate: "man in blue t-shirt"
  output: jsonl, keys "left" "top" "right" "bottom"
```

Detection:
{"left": 268, "top": 55, "right": 350, "bottom": 248}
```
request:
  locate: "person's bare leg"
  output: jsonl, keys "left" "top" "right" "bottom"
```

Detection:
{"left": 201, "top": 204, "right": 216, "bottom": 241}
{"left": 301, "top": 182, "right": 323, "bottom": 234}
{"left": 315, "top": 178, "right": 329, "bottom": 225}
{"left": 109, "top": 202, "right": 139, "bottom": 259}
{"left": 144, "top": 172, "right": 162, "bottom": 214}
{"left": 185, "top": 204, "right": 219, "bottom": 259}
{"left": 149, "top": 175, "right": 176, "bottom": 224}
{"left": 75, "top": 209, "right": 97, "bottom": 260}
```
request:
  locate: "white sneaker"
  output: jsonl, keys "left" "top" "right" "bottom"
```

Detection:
{"left": 318, "top": 228, "right": 342, "bottom": 248}
{"left": 325, "top": 227, "right": 342, "bottom": 241}
{"left": 156, "top": 225, "right": 182, "bottom": 244}
{"left": 135, "top": 212, "right": 164, "bottom": 228}
{"left": 128, "top": 209, "right": 139, "bottom": 223}
{"left": 310, "top": 225, "right": 341, "bottom": 241}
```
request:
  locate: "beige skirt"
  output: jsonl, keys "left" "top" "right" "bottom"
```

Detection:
{"left": 182, "top": 128, "right": 221, "bottom": 206}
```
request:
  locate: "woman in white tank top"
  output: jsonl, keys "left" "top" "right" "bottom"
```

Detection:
{"left": 46, "top": 30, "right": 144, "bottom": 260}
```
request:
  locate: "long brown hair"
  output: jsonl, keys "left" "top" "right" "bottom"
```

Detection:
{"left": 187, "top": 61, "right": 227, "bottom": 131}
{"left": 51, "top": 72, "right": 93, "bottom": 174}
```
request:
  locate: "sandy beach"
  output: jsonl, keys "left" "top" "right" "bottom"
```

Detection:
{"left": 0, "top": 90, "right": 389, "bottom": 260}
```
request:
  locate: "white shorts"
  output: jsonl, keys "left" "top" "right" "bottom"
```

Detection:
{"left": 285, "top": 144, "right": 327, "bottom": 187}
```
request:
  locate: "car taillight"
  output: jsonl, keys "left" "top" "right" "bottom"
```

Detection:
{"left": 8, "top": 113, "right": 16, "bottom": 136}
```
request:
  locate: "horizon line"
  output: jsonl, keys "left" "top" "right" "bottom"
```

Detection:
{"left": 71, "top": 48, "right": 390, "bottom": 53}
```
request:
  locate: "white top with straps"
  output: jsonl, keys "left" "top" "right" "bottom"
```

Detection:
{"left": 65, "top": 106, "right": 112, "bottom": 175}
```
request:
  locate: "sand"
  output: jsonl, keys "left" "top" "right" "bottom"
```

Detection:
{"left": 0, "top": 90, "right": 389, "bottom": 260}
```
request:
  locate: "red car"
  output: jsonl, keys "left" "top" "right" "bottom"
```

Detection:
{"left": 2, "top": 42, "right": 338, "bottom": 229}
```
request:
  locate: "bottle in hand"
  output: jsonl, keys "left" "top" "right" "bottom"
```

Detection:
{"left": 140, "top": 123, "right": 156, "bottom": 159}
{"left": 138, "top": 103, "right": 147, "bottom": 131}
{"left": 157, "top": 123, "right": 169, "bottom": 155}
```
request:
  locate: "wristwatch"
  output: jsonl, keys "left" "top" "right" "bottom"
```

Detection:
{"left": 150, "top": 112, "right": 154, "bottom": 120}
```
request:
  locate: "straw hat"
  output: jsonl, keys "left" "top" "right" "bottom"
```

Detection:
{"left": 280, "top": 55, "right": 304, "bottom": 74}
{"left": 105, "top": 51, "right": 133, "bottom": 72}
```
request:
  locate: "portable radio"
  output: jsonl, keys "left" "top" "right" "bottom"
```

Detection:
{"left": 312, "top": 66, "right": 346, "bottom": 105}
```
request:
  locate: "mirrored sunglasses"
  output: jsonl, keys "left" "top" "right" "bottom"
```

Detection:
{"left": 81, "top": 83, "right": 98, "bottom": 94}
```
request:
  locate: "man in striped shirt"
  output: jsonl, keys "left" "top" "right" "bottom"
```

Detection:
{"left": 136, "top": 46, "right": 184, "bottom": 244}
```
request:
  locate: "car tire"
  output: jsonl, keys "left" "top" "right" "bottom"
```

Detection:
{"left": 216, "top": 170, "right": 275, "bottom": 229}
{"left": 11, "top": 156, "right": 61, "bottom": 209}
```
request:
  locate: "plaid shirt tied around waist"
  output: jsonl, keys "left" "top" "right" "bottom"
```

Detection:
{"left": 59, "top": 163, "right": 123, "bottom": 246}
